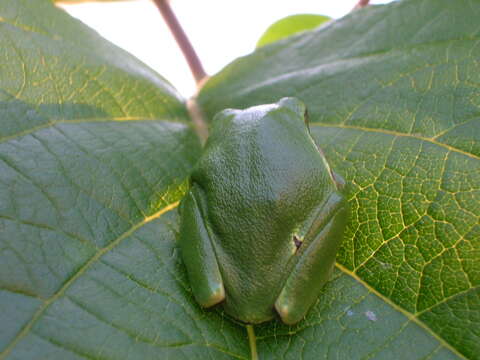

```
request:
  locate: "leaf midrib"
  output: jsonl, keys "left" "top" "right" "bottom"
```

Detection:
{"left": 311, "top": 123, "right": 480, "bottom": 160}
{"left": 0, "top": 201, "right": 180, "bottom": 360}
{"left": 334, "top": 264, "right": 466, "bottom": 360}
{"left": 0, "top": 117, "right": 190, "bottom": 145}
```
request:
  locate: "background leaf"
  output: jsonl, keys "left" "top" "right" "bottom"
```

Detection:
{"left": 198, "top": 0, "right": 480, "bottom": 358}
{"left": 256, "top": 14, "right": 331, "bottom": 48}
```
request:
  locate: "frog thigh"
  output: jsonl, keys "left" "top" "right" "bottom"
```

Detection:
{"left": 275, "top": 193, "right": 348, "bottom": 325}
{"left": 179, "top": 185, "right": 225, "bottom": 308}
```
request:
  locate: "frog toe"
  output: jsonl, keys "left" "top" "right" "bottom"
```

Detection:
{"left": 274, "top": 299, "right": 305, "bottom": 325}
{"left": 198, "top": 283, "right": 225, "bottom": 308}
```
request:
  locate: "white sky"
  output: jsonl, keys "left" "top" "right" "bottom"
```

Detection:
{"left": 60, "top": 0, "right": 393, "bottom": 97}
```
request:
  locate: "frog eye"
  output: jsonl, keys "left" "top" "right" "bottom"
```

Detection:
{"left": 293, "top": 235, "right": 303, "bottom": 252}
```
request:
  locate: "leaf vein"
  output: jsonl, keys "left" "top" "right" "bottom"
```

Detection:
{"left": 0, "top": 201, "right": 179, "bottom": 359}
{"left": 336, "top": 262, "right": 468, "bottom": 360}
{"left": 312, "top": 123, "right": 480, "bottom": 160}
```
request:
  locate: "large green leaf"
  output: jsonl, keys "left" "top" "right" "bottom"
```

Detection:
{"left": 0, "top": 0, "right": 245, "bottom": 359}
{"left": 198, "top": 0, "right": 480, "bottom": 359}
{"left": 1, "top": 0, "right": 479, "bottom": 359}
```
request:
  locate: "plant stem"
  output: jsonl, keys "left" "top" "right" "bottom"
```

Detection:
{"left": 353, "top": 0, "right": 370, "bottom": 9}
{"left": 152, "top": 0, "right": 207, "bottom": 85}
{"left": 246, "top": 325, "right": 258, "bottom": 360}
{"left": 187, "top": 98, "right": 208, "bottom": 143}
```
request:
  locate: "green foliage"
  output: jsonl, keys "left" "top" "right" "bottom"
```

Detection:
{"left": 0, "top": 0, "right": 478, "bottom": 359}
{"left": 256, "top": 14, "right": 331, "bottom": 48}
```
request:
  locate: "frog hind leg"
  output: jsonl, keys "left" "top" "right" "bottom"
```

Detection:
{"left": 275, "top": 192, "right": 348, "bottom": 325}
{"left": 178, "top": 185, "right": 225, "bottom": 308}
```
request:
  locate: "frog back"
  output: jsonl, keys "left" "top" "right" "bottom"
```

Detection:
{"left": 191, "top": 101, "right": 336, "bottom": 323}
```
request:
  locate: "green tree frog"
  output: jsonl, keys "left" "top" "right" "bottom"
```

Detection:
{"left": 179, "top": 97, "right": 348, "bottom": 325}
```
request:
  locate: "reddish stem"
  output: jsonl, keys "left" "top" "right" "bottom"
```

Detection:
{"left": 354, "top": 0, "right": 370, "bottom": 9}
{"left": 152, "top": 0, "right": 207, "bottom": 85}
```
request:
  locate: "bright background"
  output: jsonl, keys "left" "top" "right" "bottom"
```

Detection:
{"left": 60, "top": 0, "right": 394, "bottom": 97}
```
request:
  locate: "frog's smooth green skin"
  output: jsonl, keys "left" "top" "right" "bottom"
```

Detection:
{"left": 178, "top": 97, "right": 348, "bottom": 325}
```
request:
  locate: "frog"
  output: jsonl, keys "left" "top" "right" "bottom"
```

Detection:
{"left": 178, "top": 97, "right": 348, "bottom": 325}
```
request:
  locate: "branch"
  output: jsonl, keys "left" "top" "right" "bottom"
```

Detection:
{"left": 152, "top": 0, "right": 207, "bottom": 85}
